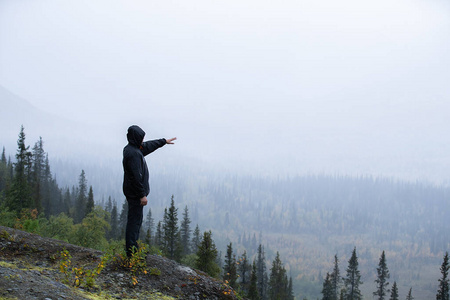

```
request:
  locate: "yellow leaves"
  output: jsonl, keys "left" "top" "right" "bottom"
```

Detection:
{"left": 58, "top": 248, "right": 112, "bottom": 289}
{"left": 119, "top": 241, "right": 150, "bottom": 287}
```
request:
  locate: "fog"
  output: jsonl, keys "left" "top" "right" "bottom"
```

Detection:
{"left": 1, "top": 0, "right": 450, "bottom": 182}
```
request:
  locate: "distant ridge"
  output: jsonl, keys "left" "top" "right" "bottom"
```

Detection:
{"left": 0, "top": 85, "right": 104, "bottom": 160}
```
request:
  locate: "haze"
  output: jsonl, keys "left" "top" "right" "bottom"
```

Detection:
{"left": 1, "top": 0, "right": 450, "bottom": 183}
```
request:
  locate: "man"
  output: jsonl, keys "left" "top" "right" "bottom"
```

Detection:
{"left": 122, "top": 125, "right": 176, "bottom": 257}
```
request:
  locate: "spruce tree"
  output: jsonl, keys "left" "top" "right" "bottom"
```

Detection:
{"left": 105, "top": 196, "right": 113, "bottom": 213}
{"left": 191, "top": 224, "right": 201, "bottom": 252}
{"left": 406, "top": 287, "right": 413, "bottom": 300}
{"left": 256, "top": 244, "right": 268, "bottom": 300}
{"left": 74, "top": 170, "right": 87, "bottom": 223}
{"left": 437, "top": 252, "right": 450, "bottom": 300}
{"left": 85, "top": 186, "right": 95, "bottom": 217}
{"left": 31, "top": 137, "right": 46, "bottom": 214}
{"left": 389, "top": 281, "right": 399, "bottom": 300}
{"left": 0, "top": 147, "right": 8, "bottom": 193}
{"left": 195, "top": 231, "right": 220, "bottom": 278}
{"left": 144, "top": 208, "right": 155, "bottom": 245}
{"left": 287, "top": 276, "right": 294, "bottom": 300}
{"left": 322, "top": 272, "right": 333, "bottom": 300}
{"left": 248, "top": 260, "right": 260, "bottom": 300}
{"left": 268, "top": 252, "right": 288, "bottom": 300}
{"left": 239, "top": 250, "right": 251, "bottom": 293}
{"left": 374, "top": 250, "right": 390, "bottom": 300}
{"left": 108, "top": 202, "right": 119, "bottom": 240}
{"left": 42, "top": 154, "right": 54, "bottom": 215}
{"left": 6, "top": 126, "right": 33, "bottom": 212}
{"left": 62, "top": 188, "right": 71, "bottom": 215}
{"left": 118, "top": 201, "right": 128, "bottom": 237}
{"left": 180, "top": 205, "right": 191, "bottom": 255}
{"left": 224, "top": 243, "right": 238, "bottom": 288}
{"left": 162, "top": 196, "right": 181, "bottom": 260}
{"left": 156, "top": 221, "right": 165, "bottom": 249}
{"left": 1, "top": 147, "right": 6, "bottom": 164}
{"left": 331, "top": 254, "right": 341, "bottom": 300}
{"left": 0, "top": 147, "right": 8, "bottom": 201}
{"left": 343, "top": 247, "right": 363, "bottom": 300}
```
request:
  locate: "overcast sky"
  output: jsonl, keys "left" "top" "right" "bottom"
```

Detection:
{"left": 1, "top": 0, "right": 450, "bottom": 182}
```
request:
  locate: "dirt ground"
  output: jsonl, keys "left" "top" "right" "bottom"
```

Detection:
{"left": 0, "top": 226, "right": 239, "bottom": 300}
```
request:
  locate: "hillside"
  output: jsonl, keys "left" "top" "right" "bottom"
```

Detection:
{"left": 0, "top": 226, "right": 239, "bottom": 300}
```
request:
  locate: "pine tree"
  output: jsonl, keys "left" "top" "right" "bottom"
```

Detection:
{"left": 144, "top": 208, "right": 155, "bottom": 245}
{"left": 6, "top": 126, "right": 33, "bottom": 212}
{"left": 287, "top": 276, "right": 294, "bottom": 300}
{"left": 224, "top": 243, "right": 238, "bottom": 288}
{"left": 180, "top": 205, "right": 191, "bottom": 255}
{"left": 389, "top": 281, "right": 399, "bottom": 300}
{"left": 31, "top": 137, "right": 45, "bottom": 214}
{"left": 105, "top": 196, "right": 113, "bottom": 213}
{"left": 374, "top": 250, "right": 390, "bottom": 300}
{"left": 42, "top": 154, "right": 54, "bottom": 215}
{"left": 155, "top": 221, "right": 163, "bottom": 249}
{"left": 118, "top": 201, "right": 128, "bottom": 237}
{"left": 108, "top": 202, "right": 119, "bottom": 240}
{"left": 248, "top": 260, "right": 260, "bottom": 300}
{"left": 331, "top": 254, "right": 341, "bottom": 300}
{"left": 406, "top": 287, "right": 413, "bottom": 300}
{"left": 195, "top": 231, "right": 220, "bottom": 278}
{"left": 322, "top": 273, "right": 333, "bottom": 300}
{"left": 437, "top": 252, "right": 450, "bottom": 300}
{"left": 162, "top": 195, "right": 181, "bottom": 260}
{"left": 191, "top": 224, "right": 201, "bottom": 252}
{"left": 268, "top": 251, "right": 288, "bottom": 300}
{"left": 62, "top": 188, "right": 71, "bottom": 215}
{"left": 239, "top": 250, "right": 251, "bottom": 293}
{"left": 343, "top": 247, "right": 363, "bottom": 300}
{"left": 85, "top": 186, "right": 95, "bottom": 217}
{"left": 74, "top": 170, "right": 87, "bottom": 223}
{"left": 256, "top": 244, "right": 268, "bottom": 300}
{"left": 1, "top": 147, "right": 6, "bottom": 164}
{"left": 0, "top": 147, "right": 9, "bottom": 200}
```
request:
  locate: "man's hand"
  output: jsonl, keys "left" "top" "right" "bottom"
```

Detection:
{"left": 166, "top": 137, "right": 177, "bottom": 144}
{"left": 140, "top": 196, "right": 148, "bottom": 206}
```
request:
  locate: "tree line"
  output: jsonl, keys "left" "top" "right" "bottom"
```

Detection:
{"left": 321, "top": 248, "right": 450, "bottom": 300}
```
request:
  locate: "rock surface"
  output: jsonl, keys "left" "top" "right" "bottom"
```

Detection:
{"left": 0, "top": 226, "right": 239, "bottom": 300}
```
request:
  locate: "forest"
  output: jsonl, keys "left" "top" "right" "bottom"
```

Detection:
{"left": 0, "top": 126, "right": 294, "bottom": 300}
{"left": 1, "top": 126, "right": 450, "bottom": 299}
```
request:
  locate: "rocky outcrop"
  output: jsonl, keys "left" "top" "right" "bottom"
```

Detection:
{"left": 0, "top": 226, "right": 239, "bottom": 300}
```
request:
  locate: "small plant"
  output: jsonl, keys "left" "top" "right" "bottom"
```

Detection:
{"left": 150, "top": 267, "right": 161, "bottom": 276}
{"left": 0, "top": 230, "right": 13, "bottom": 241}
{"left": 58, "top": 248, "right": 113, "bottom": 289}
{"left": 119, "top": 241, "right": 150, "bottom": 286}
{"left": 221, "top": 282, "right": 237, "bottom": 298}
{"left": 59, "top": 248, "right": 72, "bottom": 284}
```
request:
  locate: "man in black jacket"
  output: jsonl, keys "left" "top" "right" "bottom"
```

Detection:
{"left": 123, "top": 125, "right": 176, "bottom": 257}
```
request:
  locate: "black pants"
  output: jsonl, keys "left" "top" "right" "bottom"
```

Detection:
{"left": 125, "top": 199, "right": 143, "bottom": 257}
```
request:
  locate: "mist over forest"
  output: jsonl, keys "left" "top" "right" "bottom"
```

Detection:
{"left": 1, "top": 1, "right": 450, "bottom": 299}
{"left": 2, "top": 112, "right": 450, "bottom": 299}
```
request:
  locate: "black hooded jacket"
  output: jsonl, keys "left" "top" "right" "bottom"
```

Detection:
{"left": 122, "top": 125, "right": 166, "bottom": 200}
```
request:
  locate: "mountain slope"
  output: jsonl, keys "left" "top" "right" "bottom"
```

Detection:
{"left": 0, "top": 226, "right": 238, "bottom": 300}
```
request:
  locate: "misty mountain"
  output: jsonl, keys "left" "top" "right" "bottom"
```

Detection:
{"left": 2, "top": 85, "right": 450, "bottom": 299}
{"left": 0, "top": 85, "right": 123, "bottom": 162}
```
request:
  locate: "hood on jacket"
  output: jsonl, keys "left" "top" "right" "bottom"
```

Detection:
{"left": 127, "top": 125, "right": 145, "bottom": 147}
